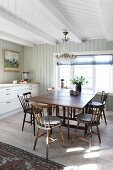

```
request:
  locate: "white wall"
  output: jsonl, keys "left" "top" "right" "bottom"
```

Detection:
{"left": 0, "top": 39, "right": 24, "bottom": 83}
{"left": 24, "top": 39, "right": 113, "bottom": 94}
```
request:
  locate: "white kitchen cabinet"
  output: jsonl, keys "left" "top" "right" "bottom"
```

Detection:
{"left": 0, "top": 98, "right": 21, "bottom": 115}
{"left": 0, "top": 83, "right": 39, "bottom": 117}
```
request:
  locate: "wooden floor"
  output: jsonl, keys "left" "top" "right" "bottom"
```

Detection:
{"left": 0, "top": 111, "right": 113, "bottom": 170}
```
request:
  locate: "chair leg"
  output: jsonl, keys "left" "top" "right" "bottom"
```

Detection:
{"left": 56, "top": 106, "right": 59, "bottom": 116}
{"left": 40, "top": 109, "right": 44, "bottom": 116}
{"left": 30, "top": 114, "right": 32, "bottom": 125}
{"left": 46, "top": 130, "right": 50, "bottom": 159}
{"left": 59, "top": 126, "right": 65, "bottom": 147}
{"left": 68, "top": 108, "right": 73, "bottom": 118}
{"left": 33, "top": 115, "right": 35, "bottom": 136}
{"left": 102, "top": 109, "right": 107, "bottom": 125}
{"left": 72, "top": 122, "right": 80, "bottom": 142}
{"left": 22, "top": 112, "right": 26, "bottom": 131}
{"left": 33, "top": 128, "right": 40, "bottom": 150}
{"left": 89, "top": 125, "right": 92, "bottom": 150}
{"left": 96, "top": 125, "right": 101, "bottom": 143}
{"left": 52, "top": 105, "right": 55, "bottom": 113}
{"left": 84, "top": 124, "right": 88, "bottom": 136}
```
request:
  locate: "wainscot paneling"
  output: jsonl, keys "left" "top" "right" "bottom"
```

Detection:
{"left": 0, "top": 39, "right": 24, "bottom": 83}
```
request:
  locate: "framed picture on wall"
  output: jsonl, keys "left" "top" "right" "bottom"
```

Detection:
{"left": 4, "top": 50, "right": 20, "bottom": 72}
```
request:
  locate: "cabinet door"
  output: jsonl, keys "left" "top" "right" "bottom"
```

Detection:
{"left": 0, "top": 98, "right": 21, "bottom": 115}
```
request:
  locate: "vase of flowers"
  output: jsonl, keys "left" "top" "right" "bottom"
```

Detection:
{"left": 70, "top": 76, "right": 88, "bottom": 92}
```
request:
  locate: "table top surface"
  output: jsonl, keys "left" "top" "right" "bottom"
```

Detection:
{"left": 29, "top": 89, "right": 97, "bottom": 109}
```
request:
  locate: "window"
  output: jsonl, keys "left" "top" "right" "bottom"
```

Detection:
{"left": 56, "top": 54, "right": 113, "bottom": 91}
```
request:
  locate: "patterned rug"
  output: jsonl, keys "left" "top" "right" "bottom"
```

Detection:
{"left": 0, "top": 141, "right": 64, "bottom": 170}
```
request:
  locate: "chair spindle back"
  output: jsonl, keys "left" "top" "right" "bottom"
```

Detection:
{"left": 18, "top": 92, "right": 31, "bottom": 111}
{"left": 100, "top": 91, "right": 109, "bottom": 104}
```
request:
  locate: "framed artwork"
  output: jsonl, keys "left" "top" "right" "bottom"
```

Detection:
{"left": 4, "top": 50, "right": 20, "bottom": 72}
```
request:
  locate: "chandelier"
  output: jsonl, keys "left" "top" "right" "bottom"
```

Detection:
{"left": 56, "top": 31, "right": 77, "bottom": 61}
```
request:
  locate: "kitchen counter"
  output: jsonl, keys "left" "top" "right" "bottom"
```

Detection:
{"left": 0, "top": 83, "right": 39, "bottom": 119}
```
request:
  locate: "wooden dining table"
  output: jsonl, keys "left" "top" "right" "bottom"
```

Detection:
{"left": 28, "top": 89, "right": 97, "bottom": 138}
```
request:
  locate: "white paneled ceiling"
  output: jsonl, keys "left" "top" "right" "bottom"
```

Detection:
{"left": 0, "top": 0, "right": 113, "bottom": 47}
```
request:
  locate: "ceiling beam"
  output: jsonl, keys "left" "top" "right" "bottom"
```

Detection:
{"left": 0, "top": 8, "right": 56, "bottom": 45}
{"left": 0, "top": 30, "right": 34, "bottom": 47}
{"left": 37, "top": 0, "right": 81, "bottom": 43}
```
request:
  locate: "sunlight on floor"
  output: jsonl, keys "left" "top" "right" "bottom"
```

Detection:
{"left": 66, "top": 146, "right": 100, "bottom": 154}
{"left": 83, "top": 146, "right": 100, "bottom": 158}
{"left": 85, "top": 146, "right": 100, "bottom": 152}
{"left": 84, "top": 151, "right": 100, "bottom": 158}
{"left": 63, "top": 164, "right": 97, "bottom": 170}
{"left": 63, "top": 166, "right": 78, "bottom": 170}
{"left": 91, "top": 146, "right": 100, "bottom": 151}
{"left": 78, "top": 164, "right": 97, "bottom": 170}
{"left": 66, "top": 147, "right": 85, "bottom": 152}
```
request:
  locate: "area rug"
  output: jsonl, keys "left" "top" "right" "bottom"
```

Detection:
{"left": 0, "top": 141, "right": 64, "bottom": 170}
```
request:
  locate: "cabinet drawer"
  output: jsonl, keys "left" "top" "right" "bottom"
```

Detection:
{"left": 0, "top": 91, "right": 19, "bottom": 102}
{"left": 0, "top": 86, "right": 20, "bottom": 102}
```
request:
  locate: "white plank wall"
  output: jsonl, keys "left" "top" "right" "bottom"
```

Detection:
{"left": 0, "top": 39, "right": 24, "bottom": 83}
{"left": 24, "top": 39, "right": 113, "bottom": 94}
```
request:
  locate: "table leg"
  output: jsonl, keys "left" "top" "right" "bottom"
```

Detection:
{"left": 56, "top": 105, "right": 59, "bottom": 116}
{"left": 83, "top": 105, "right": 88, "bottom": 135}
{"left": 63, "top": 107, "right": 66, "bottom": 125}
{"left": 67, "top": 107, "right": 70, "bottom": 139}
{"left": 47, "top": 105, "right": 52, "bottom": 115}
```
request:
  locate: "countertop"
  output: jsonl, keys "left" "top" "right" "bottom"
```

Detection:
{"left": 0, "top": 82, "right": 40, "bottom": 88}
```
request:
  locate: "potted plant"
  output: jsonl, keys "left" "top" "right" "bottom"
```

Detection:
{"left": 70, "top": 76, "right": 88, "bottom": 92}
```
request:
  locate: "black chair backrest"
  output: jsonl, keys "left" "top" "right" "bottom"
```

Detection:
{"left": 88, "top": 104, "right": 105, "bottom": 124}
{"left": 100, "top": 91, "right": 109, "bottom": 104}
{"left": 18, "top": 92, "right": 31, "bottom": 111}
{"left": 23, "top": 92, "right": 32, "bottom": 98}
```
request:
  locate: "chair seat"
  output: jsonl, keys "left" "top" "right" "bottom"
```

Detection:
{"left": 44, "top": 116, "right": 62, "bottom": 125}
{"left": 77, "top": 113, "right": 100, "bottom": 126}
{"left": 77, "top": 113, "right": 92, "bottom": 123}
